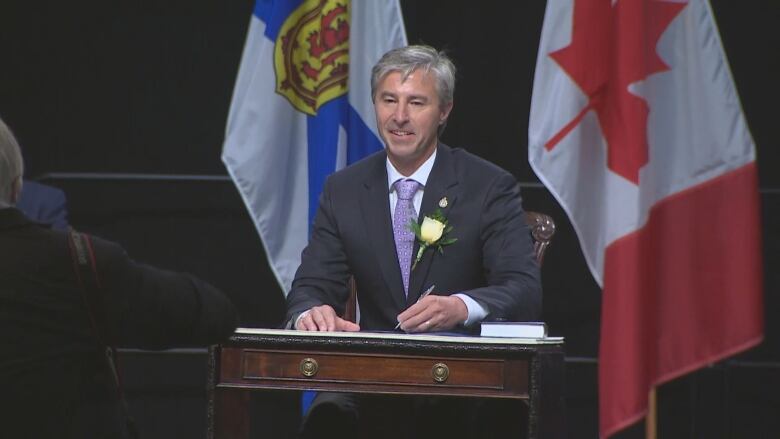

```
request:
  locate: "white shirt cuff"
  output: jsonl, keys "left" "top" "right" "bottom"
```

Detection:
{"left": 453, "top": 293, "right": 488, "bottom": 326}
{"left": 293, "top": 309, "right": 311, "bottom": 330}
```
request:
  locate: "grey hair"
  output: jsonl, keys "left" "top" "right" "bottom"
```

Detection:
{"left": 370, "top": 45, "right": 456, "bottom": 108}
{"left": 0, "top": 116, "right": 24, "bottom": 204}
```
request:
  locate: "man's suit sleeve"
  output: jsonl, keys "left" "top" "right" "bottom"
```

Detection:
{"left": 285, "top": 177, "right": 352, "bottom": 324}
{"left": 93, "top": 238, "right": 239, "bottom": 349}
{"left": 465, "top": 171, "right": 542, "bottom": 321}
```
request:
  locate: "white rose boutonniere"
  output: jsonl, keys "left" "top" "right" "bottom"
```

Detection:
{"left": 409, "top": 209, "right": 457, "bottom": 270}
{"left": 420, "top": 217, "right": 445, "bottom": 243}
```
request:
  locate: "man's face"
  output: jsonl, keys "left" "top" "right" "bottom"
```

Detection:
{"left": 374, "top": 70, "right": 453, "bottom": 175}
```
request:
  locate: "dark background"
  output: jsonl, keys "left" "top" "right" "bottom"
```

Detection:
{"left": 1, "top": 0, "right": 777, "bottom": 437}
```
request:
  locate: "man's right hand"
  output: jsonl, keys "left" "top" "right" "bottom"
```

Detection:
{"left": 295, "top": 305, "right": 360, "bottom": 332}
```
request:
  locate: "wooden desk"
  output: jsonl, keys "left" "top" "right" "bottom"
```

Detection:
{"left": 208, "top": 329, "right": 565, "bottom": 438}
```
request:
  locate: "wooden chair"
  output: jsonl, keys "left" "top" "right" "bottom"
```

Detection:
{"left": 524, "top": 210, "right": 556, "bottom": 266}
{"left": 342, "top": 211, "right": 556, "bottom": 323}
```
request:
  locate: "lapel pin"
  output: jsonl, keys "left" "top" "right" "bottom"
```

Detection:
{"left": 438, "top": 197, "right": 448, "bottom": 208}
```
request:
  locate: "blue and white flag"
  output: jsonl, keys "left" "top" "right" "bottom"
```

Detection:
{"left": 222, "top": 0, "right": 407, "bottom": 294}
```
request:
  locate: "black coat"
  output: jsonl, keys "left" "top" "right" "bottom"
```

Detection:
{"left": 0, "top": 208, "right": 238, "bottom": 437}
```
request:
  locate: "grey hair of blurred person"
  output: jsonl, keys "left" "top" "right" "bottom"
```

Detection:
{"left": 370, "top": 45, "right": 456, "bottom": 134}
{"left": 0, "top": 116, "right": 24, "bottom": 205}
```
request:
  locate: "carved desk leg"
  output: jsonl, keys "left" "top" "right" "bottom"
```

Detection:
{"left": 208, "top": 345, "right": 250, "bottom": 439}
{"left": 214, "top": 389, "right": 250, "bottom": 438}
{"left": 527, "top": 348, "right": 566, "bottom": 439}
{"left": 207, "top": 346, "right": 217, "bottom": 439}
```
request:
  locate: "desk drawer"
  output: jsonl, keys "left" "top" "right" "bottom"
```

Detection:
{"left": 219, "top": 348, "right": 529, "bottom": 398}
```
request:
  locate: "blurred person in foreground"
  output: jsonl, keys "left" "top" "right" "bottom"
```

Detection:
{"left": 0, "top": 115, "right": 239, "bottom": 438}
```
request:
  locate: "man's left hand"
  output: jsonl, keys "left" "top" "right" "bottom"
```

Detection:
{"left": 396, "top": 295, "right": 468, "bottom": 333}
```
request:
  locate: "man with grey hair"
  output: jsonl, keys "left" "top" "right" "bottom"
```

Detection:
{"left": 286, "top": 45, "right": 540, "bottom": 437}
{"left": 0, "top": 117, "right": 24, "bottom": 208}
{"left": 0, "top": 116, "right": 239, "bottom": 438}
{"left": 0, "top": 119, "right": 69, "bottom": 229}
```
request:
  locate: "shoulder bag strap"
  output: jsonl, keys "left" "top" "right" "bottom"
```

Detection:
{"left": 67, "top": 228, "right": 139, "bottom": 438}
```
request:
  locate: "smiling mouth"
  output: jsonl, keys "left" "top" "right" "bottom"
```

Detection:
{"left": 389, "top": 129, "right": 414, "bottom": 136}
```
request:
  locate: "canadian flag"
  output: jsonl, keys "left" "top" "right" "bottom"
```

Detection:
{"left": 528, "top": 0, "right": 764, "bottom": 437}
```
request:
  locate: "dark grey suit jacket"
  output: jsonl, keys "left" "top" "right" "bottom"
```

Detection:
{"left": 286, "top": 144, "right": 541, "bottom": 330}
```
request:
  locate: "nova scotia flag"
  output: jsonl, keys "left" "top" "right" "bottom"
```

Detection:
{"left": 222, "top": 0, "right": 407, "bottom": 295}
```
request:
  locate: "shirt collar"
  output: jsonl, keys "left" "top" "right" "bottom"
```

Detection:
{"left": 386, "top": 148, "right": 437, "bottom": 192}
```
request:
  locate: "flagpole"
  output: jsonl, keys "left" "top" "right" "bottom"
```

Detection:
{"left": 646, "top": 387, "right": 657, "bottom": 439}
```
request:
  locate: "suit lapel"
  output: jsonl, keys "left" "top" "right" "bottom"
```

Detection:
{"left": 360, "top": 155, "right": 407, "bottom": 310}
{"left": 407, "top": 145, "right": 460, "bottom": 305}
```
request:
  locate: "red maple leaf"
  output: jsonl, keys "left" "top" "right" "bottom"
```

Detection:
{"left": 545, "top": 0, "right": 686, "bottom": 184}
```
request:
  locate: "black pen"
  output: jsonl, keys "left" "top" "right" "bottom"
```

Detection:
{"left": 395, "top": 284, "right": 436, "bottom": 330}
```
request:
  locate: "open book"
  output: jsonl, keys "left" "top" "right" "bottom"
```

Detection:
{"left": 480, "top": 321, "right": 547, "bottom": 338}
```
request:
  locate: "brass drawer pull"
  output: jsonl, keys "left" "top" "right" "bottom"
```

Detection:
{"left": 431, "top": 362, "right": 449, "bottom": 383}
{"left": 299, "top": 357, "right": 319, "bottom": 377}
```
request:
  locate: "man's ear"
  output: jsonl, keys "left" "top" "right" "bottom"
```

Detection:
{"left": 439, "top": 100, "right": 454, "bottom": 125}
{"left": 9, "top": 177, "right": 22, "bottom": 204}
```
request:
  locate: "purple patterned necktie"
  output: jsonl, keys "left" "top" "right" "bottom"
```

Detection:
{"left": 393, "top": 179, "right": 420, "bottom": 297}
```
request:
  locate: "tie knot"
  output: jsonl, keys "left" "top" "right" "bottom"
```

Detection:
{"left": 394, "top": 179, "right": 419, "bottom": 201}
